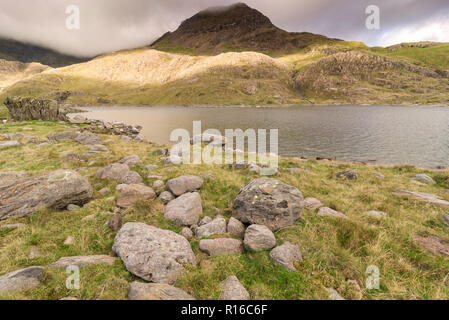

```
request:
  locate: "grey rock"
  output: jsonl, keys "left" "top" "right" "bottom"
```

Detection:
{"left": 394, "top": 190, "right": 449, "bottom": 208}
{"left": 0, "top": 170, "right": 93, "bottom": 220}
{"left": 50, "top": 255, "right": 116, "bottom": 268}
{"left": 412, "top": 174, "right": 436, "bottom": 184}
{"left": 199, "top": 238, "right": 244, "bottom": 256}
{"left": 107, "top": 214, "right": 123, "bottom": 232}
{"left": 67, "top": 204, "right": 80, "bottom": 211}
{"left": 0, "top": 223, "right": 26, "bottom": 230}
{"left": 64, "top": 236, "right": 74, "bottom": 245}
{"left": 244, "top": 225, "right": 276, "bottom": 252}
{"left": 234, "top": 178, "right": 304, "bottom": 232}
{"left": 95, "top": 163, "right": 142, "bottom": 184}
{"left": 99, "top": 187, "right": 110, "bottom": 195}
{"left": 0, "top": 266, "right": 45, "bottom": 294}
{"left": 0, "top": 140, "right": 21, "bottom": 148}
{"left": 336, "top": 170, "right": 359, "bottom": 180}
{"left": 64, "top": 153, "right": 88, "bottom": 163}
{"left": 153, "top": 180, "right": 164, "bottom": 189}
{"left": 199, "top": 216, "right": 213, "bottom": 227}
{"left": 86, "top": 144, "right": 109, "bottom": 155}
{"left": 415, "top": 235, "right": 449, "bottom": 256}
{"left": 195, "top": 216, "right": 227, "bottom": 238}
{"left": 75, "top": 132, "right": 102, "bottom": 145}
{"left": 116, "top": 184, "right": 156, "bottom": 208}
{"left": 270, "top": 242, "right": 302, "bottom": 271}
{"left": 157, "top": 148, "right": 168, "bottom": 156}
{"left": 201, "top": 173, "right": 216, "bottom": 180}
{"left": 128, "top": 282, "right": 195, "bottom": 300}
{"left": 443, "top": 213, "right": 449, "bottom": 227}
{"left": 112, "top": 223, "right": 196, "bottom": 284}
{"left": 227, "top": 217, "right": 246, "bottom": 238}
{"left": 47, "top": 131, "right": 79, "bottom": 142}
{"left": 0, "top": 171, "right": 27, "bottom": 185}
{"left": 180, "top": 227, "right": 193, "bottom": 240}
{"left": 166, "top": 175, "right": 204, "bottom": 196}
{"left": 145, "top": 164, "right": 158, "bottom": 172}
{"left": 303, "top": 197, "right": 324, "bottom": 211}
{"left": 317, "top": 207, "right": 347, "bottom": 219}
{"left": 118, "top": 155, "right": 142, "bottom": 169}
{"left": 363, "top": 210, "right": 388, "bottom": 219}
{"left": 220, "top": 276, "right": 250, "bottom": 300}
{"left": 159, "top": 191, "right": 175, "bottom": 204}
{"left": 5, "top": 96, "right": 76, "bottom": 122}
{"left": 164, "top": 192, "right": 202, "bottom": 226}
{"left": 372, "top": 171, "right": 385, "bottom": 180}
{"left": 327, "top": 288, "right": 345, "bottom": 300}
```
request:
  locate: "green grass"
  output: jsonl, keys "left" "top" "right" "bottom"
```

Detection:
{"left": 0, "top": 121, "right": 448, "bottom": 300}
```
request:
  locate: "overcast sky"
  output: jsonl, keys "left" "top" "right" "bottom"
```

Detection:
{"left": 0, "top": 0, "right": 448, "bottom": 57}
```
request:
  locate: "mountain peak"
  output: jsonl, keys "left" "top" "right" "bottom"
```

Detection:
{"left": 152, "top": 3, "right": 337, "bottom": 55}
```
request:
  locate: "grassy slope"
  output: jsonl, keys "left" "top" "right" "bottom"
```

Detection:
{"left": 0, "top": 121, "right": 448, "bottom": 300}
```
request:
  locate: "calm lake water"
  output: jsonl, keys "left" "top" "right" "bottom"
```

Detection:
{"left": 74, "top": 106, "right": 449, "bottom": 168}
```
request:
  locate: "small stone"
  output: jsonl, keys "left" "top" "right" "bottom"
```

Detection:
{"left": 157, "top": 148, "right": 168, "bottom": 156}
{"left": 243, "top": 225, "right": 276, "bottom": 252}
{"left": 159, "top": 191, "right": 175, "bottom": 204}
{"left": 0, "top": 266, "right": 45, "bottom": 294}
{"left": 415, "top": 235, "right": 449, "bottom": 256}
{"left": 199, "top": 238, "right": 244, "bottom": 256}
{"left": 198, "top": 216, "right": 213, "bottom": 227}
{"left": 363, "top": 210, "right": 387, "bottom": 219}
{"left": 394, "top": 190, "right": 449, "bottom": 208}
{"left": 107, "top": 214, "right": 122, "bottom": 232}
{"left": 99, "top": 187, "right": 110, "bottom": 195}
{"left": 372, "top": 171, "right": 385, "bottom": 180}
{"left": 29, "top": 247, "right": 43, "bottom": 259}
{"left": 412, "top": 174, "right": 436, "bottom": 184}
{"left": 195, "top": 216, "right": 227, "bottom": 238}
{"left": 270, "top": 242, "right": 302, "bottom": 271}
{"left": 166, "top": 175, "right": 203, "bottom": 196}
{"left": 153, "top": 180, "right": 164, "bottom": 188}
{"left": 443, "top": 213, "right": 449, "bottom": 227}
{"left": 318, "top": 207, "right": 347, "bottom": 219}
{"left": 145, "top": 164, "right": 158, "bottom": 172}
{"left": 128, "top": 282, "right": 195, "bottom": 300}
{"left": 82, "top": 214, "right": 95, "bottom": 222}
{"left": 64, "top": 236, "right": 74, "bottom": 245}
{"left": 0, "top": 140, "right": 21, "bottom": 148}
{"left": 180, "top": 227, "right": 193, "bottom": 240}
{"left": 0, "top": 223, "right": 26, "bottom": 230}
{"left": 336, "top": 170, "right": 359, "bottom": 180}
{"left": 220, "top": 276, "right": 250, "bottom": 300}
{"left": 95, "top": 163, "right": 142, "bottom": 184}
{"left": 303, "top": 197, "right": 324, "bottom": 211}
{"left": 164, "top": 192, "right": 202, "bottom": 226}
{"left": 67, "top": 204, "right": 80, "bottom": 211}
{"left": 327, "top": 288, "right": 345, "bottom": 300}
{"left": 201, "top": 173, "right": 216, "bottom": 180}
{"left": 118, "top": 155, "right": 142, "bottom": 169}
{"left": 50, "top": 255, "right": 116, "bottom": 268}
{"left": 116, "top": 184, "right": 156, "bottom": 208}
{"left": 227, "top": 217, "right": 246, "bottom": 238}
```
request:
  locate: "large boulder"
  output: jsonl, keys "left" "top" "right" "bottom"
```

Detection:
{"left": 47, "top": 131, "right": 80, "bottom": 142}
{"left": 4, "top": 97, "right": 76, "bottom": 121}
{"left": 0, "top": 266, "right": 45, "bottom": 294}
{"left": 74, "top": 132, "right": 102, "bottom": 145}
{"left": 118, "top": 155, "right": 143, "bottom": 169}
{"left": 243, "top": 225, "right": 276, "bottom": 252}
{"left": 0, "top": 170, "right": 93, "bottom": 220}
{"left": 0, "top": 171, "right": 27, "bottom": 185}
{"left": 95, "top": 163, "right": 142, "bottom": 184}
{"left": 234, "top": 178, "right": 304, "bottom": 231}
{"left": 116, "top": 184, "right": 156, "bottom": 208}
{"left": 112, "top": 223, "right": 196, "bottom": 284}
{"left": 166, "top": 175, "right": 204, "bottom": 196}
{"left": 164, "top": 192, "right": 202, "bottom": 226}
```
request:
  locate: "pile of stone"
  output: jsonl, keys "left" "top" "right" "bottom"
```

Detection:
{"left": 69, "top": 115, "right": 142, "bottom": 139}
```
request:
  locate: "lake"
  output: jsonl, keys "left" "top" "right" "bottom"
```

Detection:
{"left": 73, "top": 105, "right": 449, "bottom": 168}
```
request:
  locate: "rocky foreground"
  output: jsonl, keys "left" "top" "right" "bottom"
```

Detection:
{"left": 0, "top": 117, "right": 448, "bottom": 300}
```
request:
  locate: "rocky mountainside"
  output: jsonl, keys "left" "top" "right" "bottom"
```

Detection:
{"left": 152, "top": 3, "right": 339, "bottom": 55}
{"left": 0, "top": 2, "right": 448, "bottom": 106}
{"left": 0, "top": 38, "right": 87, "bottom": 68}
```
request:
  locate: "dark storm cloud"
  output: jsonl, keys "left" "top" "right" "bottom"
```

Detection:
{"left": 0, "top": 0, "right": 448, "bottom": 57}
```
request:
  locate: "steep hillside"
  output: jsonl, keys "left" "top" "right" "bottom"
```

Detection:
{"left": 0, "top": 38, "right": 87, "bottom": 68}
{"left": 152, "top": 3, "right": 339, "bottom": 55}
{"left": 0, "top": 59, "right": 51, "bottom": 92}
{"left": 1, "top": 48, "right": 301, "bottom": 106}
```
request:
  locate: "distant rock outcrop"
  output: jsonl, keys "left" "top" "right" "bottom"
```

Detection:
{"left": 4, "top": 96, "right": 79, "bottom": 121}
